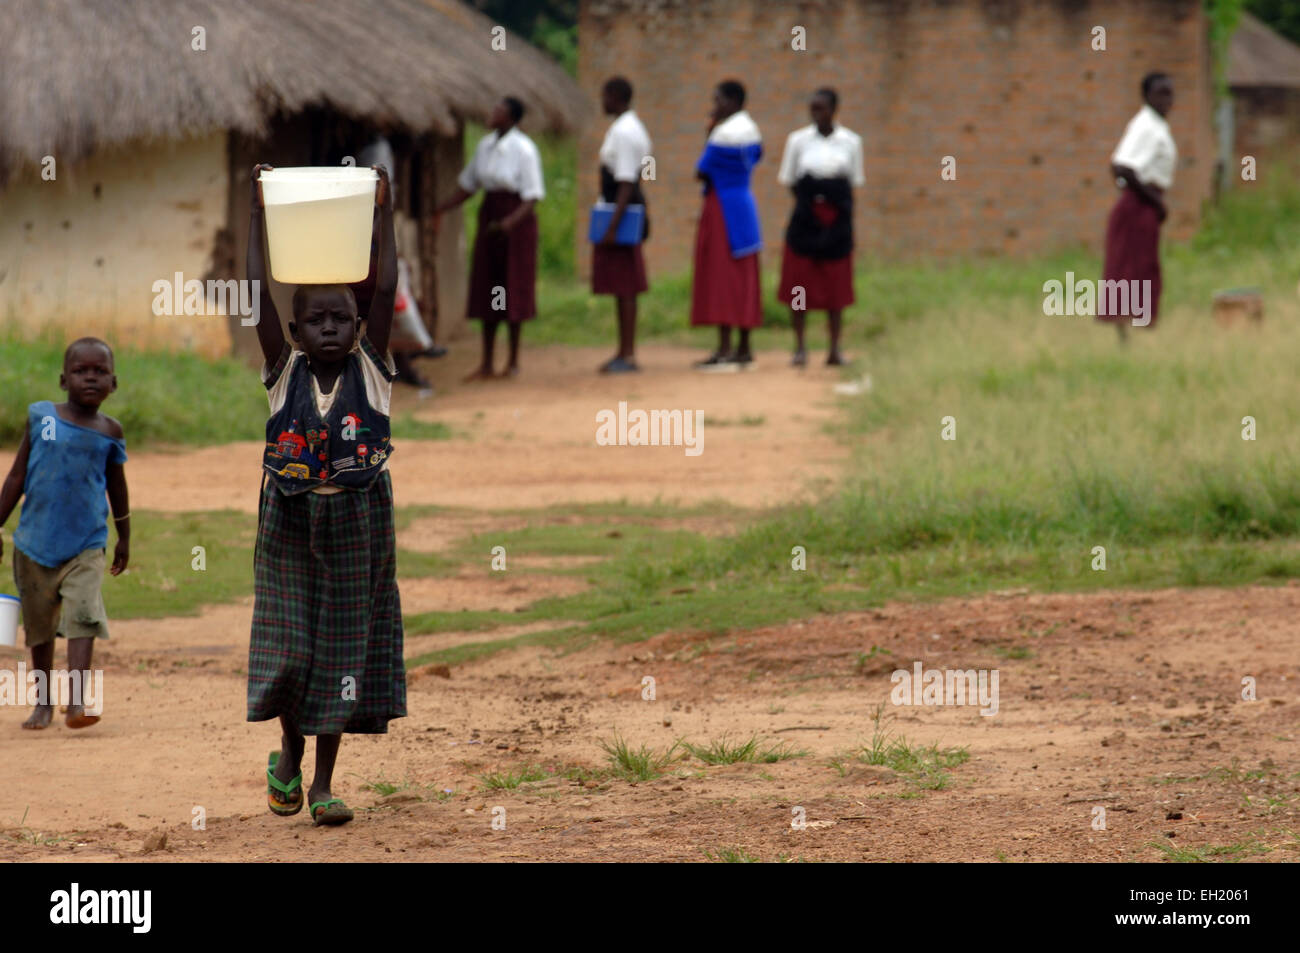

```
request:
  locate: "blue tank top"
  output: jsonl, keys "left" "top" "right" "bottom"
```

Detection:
{"left": 13, "top": 401, "right": 128, "bottom": 568}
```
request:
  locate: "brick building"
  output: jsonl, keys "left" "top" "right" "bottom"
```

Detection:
{"left": 576, "top": 0, "right": 1215, "bottom": 277}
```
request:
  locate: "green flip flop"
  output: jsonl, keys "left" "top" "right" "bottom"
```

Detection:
{"left": 309, "top": 798, "right": 355, "bottom": 827}
{"left": 267, "top": 751, "right": 303, "bottom": 817}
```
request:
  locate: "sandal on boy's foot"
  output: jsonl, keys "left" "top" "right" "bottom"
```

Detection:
{"left": 266, "top": 751, "right": 303, "bottom": 817}
{"left": 310, "top": 799, "right": 354, "bottom": 827}
{"left": 65, "top": 706, "right": 100, "bottom": 729}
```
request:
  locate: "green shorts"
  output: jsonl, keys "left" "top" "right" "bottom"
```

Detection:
{"left": 11, "top": 547, "right": 110, "bottom": 647}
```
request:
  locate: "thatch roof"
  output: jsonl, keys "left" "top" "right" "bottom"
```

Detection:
{"left": 0, "top": 0, "right": 588, "bottom": 177}
{"left": 1228, "top": 12, "right": 1300, "bottom": 88}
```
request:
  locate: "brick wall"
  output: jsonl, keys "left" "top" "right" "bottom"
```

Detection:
{"left": 577, "top": 0, "right": 1214, "bottom": 278}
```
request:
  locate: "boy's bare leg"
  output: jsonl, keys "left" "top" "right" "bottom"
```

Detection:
{"left": 22, "top": 642, "right": 54, "bottom": 729}
{"left": 64, "top": 637, "right": 100, "bottom": 728}
{"left": 308, "top": 734, "right": 342, "bottom": 807}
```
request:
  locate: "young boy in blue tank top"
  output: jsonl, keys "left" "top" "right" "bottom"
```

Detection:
{"left": 0, "top": 338, "right": 130, "bottom": 730}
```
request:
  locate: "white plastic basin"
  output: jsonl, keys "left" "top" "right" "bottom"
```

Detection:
{"left": 259, "top": 167, "right": 379, "bottom": 284}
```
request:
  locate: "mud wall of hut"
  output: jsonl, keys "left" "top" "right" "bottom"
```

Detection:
{"left": 0, "top": 133, "right": 232, "bottom": 357}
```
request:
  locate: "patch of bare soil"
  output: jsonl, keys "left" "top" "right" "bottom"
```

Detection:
{"left": 2, "top": 583, "right": 1296, "bottom": 862}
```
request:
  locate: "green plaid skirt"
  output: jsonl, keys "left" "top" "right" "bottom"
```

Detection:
{"left": 247, "top": 471, "right": 406, "bottom": 735}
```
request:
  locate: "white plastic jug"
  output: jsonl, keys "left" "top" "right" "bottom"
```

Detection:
{"left": 0, "top": 594, "right": 20, "bottom": 648}
{"left": 259, "top": 167, "right": 379, "bottom": 284}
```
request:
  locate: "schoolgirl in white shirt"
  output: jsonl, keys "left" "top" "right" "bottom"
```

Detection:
{"left": 435, "top": 96, "right": 546, "bottom": 378}
{"left": 1101, "top": 72, "right": 1176, "bottom": 337}
{"left": 776, "top": 87, "right": 865, "bottom": 366}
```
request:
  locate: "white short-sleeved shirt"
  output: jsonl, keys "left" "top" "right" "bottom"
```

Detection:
{"left": 1111, "top": 104, "right": 1177, "bottom": 190}
{"left": 263, "top": 342, "right": 395, "bottom": 494}
{"left": 458, "top": 126, "right": 545, "bottom": 201}
{"left": 599, "top": 110, "right": 652, "bottom": 183}
{"left": 777, "top": 123, "right": 865, "bottom": 187}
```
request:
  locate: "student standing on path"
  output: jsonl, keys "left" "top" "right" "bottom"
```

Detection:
{"left": 435, "top": 96, "right": 545, "bottom": 379}
{"left": 593, "top": 77, "right": 653, "bottom": 374}
{"left": 690, "top": 79, "right": 763, "bottom": 371}
{"left": 776, "top": 87, "right": 864, "bottom": 367}
{"left": 1100, "top": 72, "right": 1176, "bottom": 339}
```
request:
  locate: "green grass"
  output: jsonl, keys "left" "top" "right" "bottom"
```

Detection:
{"left": 598, "top": 733, "right": 682, "bottom": 782}
{"left": 1147, "top": 838, "right": 1270, "bottom": 863}
{"left": 356, "top": 774, "right": 414, "bottom": 797}
{"left": 682, "top": 734, "right": 806, "bottom": 765}
{"left": 858, "top": 704, "right": 970, "bottom": 791}
{"left": 6, "top": 808, "right": 68, "bottom": 847}
{"left": 702, "top": 846, "right": 762, "bottom": 863}
{"left": 479, "top": 765, "right": 550, "bottom": 790}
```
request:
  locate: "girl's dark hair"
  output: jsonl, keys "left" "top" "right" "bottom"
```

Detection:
{"left": 503, "top": 96, "right": 526, "bottom": 124}
{"left": 814, "top": 86, "right": 838, "bottom": 111}
{"left": 717, "top": 79, "right": 746, "bottom": 108}
{"left": 1141, "top": 72, "right": 1170, "bottom": 98}
{"left": 604, "top": 76, "right": 633, "bottom": 105}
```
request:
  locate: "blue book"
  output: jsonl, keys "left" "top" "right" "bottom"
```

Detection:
{"left": 588, "top": 202, "right": 645, "bottom": 245}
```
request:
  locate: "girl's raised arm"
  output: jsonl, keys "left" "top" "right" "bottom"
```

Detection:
{"left": 365, "top": 166, "right": 398, "bottom": 356}
{"left": 247, "top": 163, "right": 286, "bottom": 367}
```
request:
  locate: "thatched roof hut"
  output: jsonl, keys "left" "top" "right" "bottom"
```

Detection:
{"left": 0, "top": 0, "right": 587, "bottom": 357}
{"left": 0, "top": 0, "right": 587, "bottom": 180}
{"left": 1226, "top": 12, "right": 1300, "bottom": 162}
{"left": 1228, "top": 12, "right": 1300, "bottom": 88}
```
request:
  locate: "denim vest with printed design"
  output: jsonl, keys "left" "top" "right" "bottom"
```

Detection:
{"left": 263, "top": 339, "right": 394, "bottom": 494}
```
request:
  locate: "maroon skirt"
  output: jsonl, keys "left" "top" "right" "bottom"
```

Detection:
{"left": 592, "top": 243, "right": 648, "bottom": 297}
{"left": 690, "top": 191, "right": 762, "bottom": 329}
{"left": 778, "top": 249, "right": 854, "bottom": 311}
{"left": 779, "top": 200, "right": 853, "bottom": 310}
{"left": 467, "top": 190, "right": 538, "bottom": 322}
{"left": 1099, "top": 187, "right": 1162, "bottom": 327}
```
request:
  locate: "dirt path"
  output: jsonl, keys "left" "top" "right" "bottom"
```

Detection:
{"left": 2, "top": 583, "right": 1296, "bottom": 862}
{"left": 8, "top": 345, "right": 847, "bottom": 514}
{"left": 3, "top": 342, "right": 1295, "bottom": 862}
